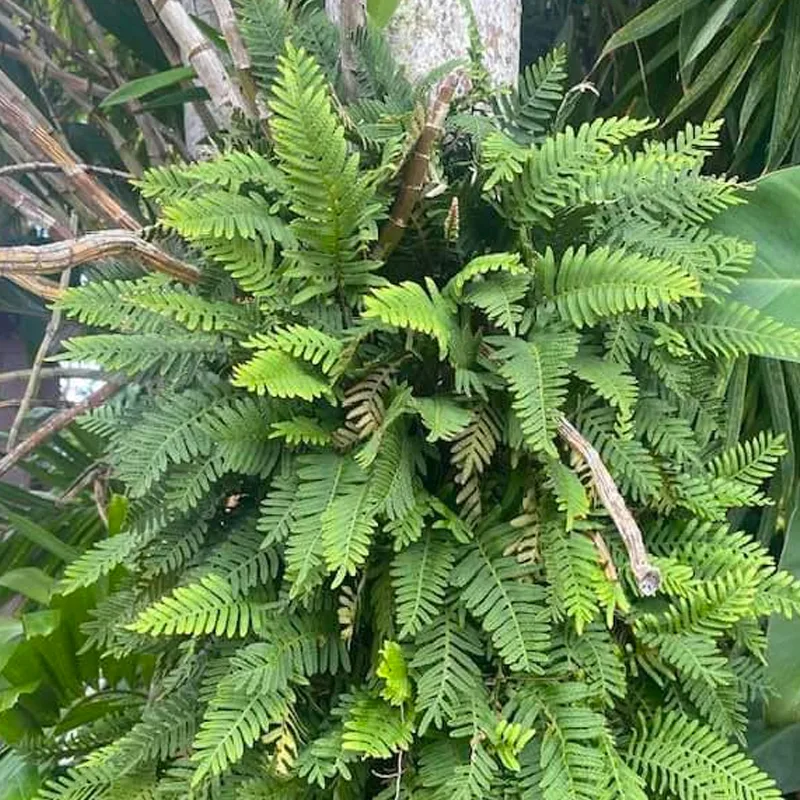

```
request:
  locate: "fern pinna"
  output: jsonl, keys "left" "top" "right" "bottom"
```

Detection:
{"left": 23, "top": 27, "right": 800, "bottom": 800}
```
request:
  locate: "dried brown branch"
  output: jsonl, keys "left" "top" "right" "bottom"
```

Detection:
{"left": 0, "top": 163, "right": 133, "bottom": 181}
{"left": 72, "top": 0, "right": 169, "bottom": 166}
{"left": 0, "top": 377, "right": 125, "bottom": 481}
{"left": 556, "top": 415, "right": 661, "bottom": 596}
{"left": 377, "top": 72, "right": 462, "bottom": 257}
{"left": 153, "top": 0, "right": 245, "bottom": 127}
{"left": 4, "top": 273, "right": 63, "bottom": 301}
{"left": 6, "top": 267, "right": 72, "bottom": 450}
{"left": 134, "top": 0, "right": 180, "bottom": 64}
{"left": 0, "top": 367, "right": 106, "bottom": 387}
{"left": 0, "top": 231, "right": 201, "bottom": 284}
{"left": 209, "top": 0, "right": 261, "bottom": 120}
{"left": 0, "top": 177, "right": 73, "bottom": 239}
{"left": 0, "top": 79, "right": 140, "bottom": 229}
{"left": 0, "top": 42, "right": 111, "bottom": 99}
{"left": 588, "top": 530, "right": 619, "bottom": 582}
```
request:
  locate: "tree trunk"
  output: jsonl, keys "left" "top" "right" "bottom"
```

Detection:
{"left": 326, "top": 0, "right": 522, "bottom": 87}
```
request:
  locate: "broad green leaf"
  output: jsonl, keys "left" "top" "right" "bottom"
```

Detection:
{"left": 0, "top": 682, "right": 40, "bottom": 714}
{"left": 682, "top": 0, "right": 742, "bottom": 66}
{"left": 666, "top": 0, "right": 778, "bottom": 123}
{"left": 738, "top": 49, "right": 779, "bottom": 140}
{"left": 106, "top": 494, "right": 129, "bottom": 537}
{"left": 0, "top": 506, "right": 78, "bottom": 562}
{"left": 766, "top": 490, "right": 800, "bottom": 725}
{"left": 768, "top": 0, "right": 800, "bottom": 168}
{"left": 705, "top": 24, "right": 764, "bottom": 119}
{"left": 0, "top": 749, "right": 40, "bottom": 799}
{"left": 601, "top": 0, "right": 705, "bottom": 56}
{"left": 22, "top": 610, "right": 61, "bottom": 639}
{"left": 367, "top": 0, "right": 402, "bottom": 27}
{"left": 0, "top": 569, "right": 54, "bottom": 605}
{"left": 712, "top": 166, "right": 800, "bottom": 330}
{"left": 99, "top": 65, "right": 195, "bottom": 108}
{"left": 749, "top": 720, "right": 800, "bottom": 793}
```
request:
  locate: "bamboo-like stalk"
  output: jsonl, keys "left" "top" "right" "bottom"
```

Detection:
{"left": 0, "top": 376, "right": 125, "bottom": 481}
{"left": 0, "top": 178, "right": 73, "bottom": 239}
{"left": 152, "top": 0, "right": 245, "bottom": 126}
{"left": 0, "top": 231, "right": 201, "bottom": 284}
{"left": 0, "top": 42, "right": 111, "bottom": 99}
{"left": 209, "top": 0, "right": 260, "bottom": 120}
{"left": 377, "top": 72, "right": 462, "bottom": 257}
{"left": 556, "top": 415, "right": 661, "bottom": 596}
{"left": 6, "top": 267, "right": 72, "bottom": 450}
{"left": 71, "top": 0, "right": 169, "bottom": 166}
{"left": 4, "top": 273, "right": 63, "bottom": 301}
{"left": 0, "top": 82, "right": 139, "bottom": 229}
{"left": 0, "top": 0, "right": 108, "bottom": 81}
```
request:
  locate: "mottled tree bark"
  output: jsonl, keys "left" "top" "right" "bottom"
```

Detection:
{"left": 326, "top": 0, "right": 522, "bottom": 87}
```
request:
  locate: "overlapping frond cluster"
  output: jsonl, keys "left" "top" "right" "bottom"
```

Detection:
{"left": 26, "top": 29, "right": 800, "bottom": 800}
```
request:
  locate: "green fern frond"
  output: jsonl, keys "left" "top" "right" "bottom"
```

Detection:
{"left": 487, "top": 331, "right": 578, "bottom": 455}
{"left": 232, "top": 348, "right": 333, "bottom": 401}
{"left": 465, "top": 272, "right": 531, "bottom": 334}
{"left": 245, "top": 325, "right": 343, "bottom": 374}
{"left": 540, "top": 246, "right": 700, "bottom": 328}
{"left": 341, "top": 693, "right": 414, "bottom": 758}
{"left": 129, "top": 574, "right": 264, "bottom": 638}
{"left": 544, "top": 460, "right": 590, "bottom": 531}
{"left": 443, "top": 252, "right": 528, "bottom": 299}
{"left": 392, "top": 529, "right": 455, "bottom": 639}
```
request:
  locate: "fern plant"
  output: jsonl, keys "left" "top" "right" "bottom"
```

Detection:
{"left": 14, "top": 21, "right": 800, "bottom": 800}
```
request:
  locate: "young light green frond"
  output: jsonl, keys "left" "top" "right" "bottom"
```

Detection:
{"left": 231, "top": 348, "right": 332, "bottom": 401}
{"left": 363, "top": 279, "right": 454, "bottom": 357}
{"left": 627, "top": 710, "right": 781, "bottom": 800}
{"left": 392, "top": 529, "right": 455, "bottom": 639}
{"left": 494, "top": 45, "right": 567, "bottom": 144}
{"left": 129, "top": 575, "right": 264, "bottom": 638}
{"left": 542, "top": 245, "right": 700, "bottom": 328}
{"left": 245, "top": 325, "right": 343, "bottom": 374}
{"left": 377, "top": 640, "right": 412, "bottom": 706}
{"left": 451, "top": 525, "right": 550, "bottom": 672}
{"left": 487, "top": 331, "right": 579, "bottom": 455}
{"left": 270, "top": 42, "right": 383, "bottom": 300}
{"left": 161, "top": 192, "right": 294, "bottom": 244}
{"left": 412, "top": 613, "right": 484, "bottom": 735}
{"left": 199, "top": 236, "right": 277, "bottom": 297}
{"left": 648, "top": 120, "right": 724, "bottom": 168}
{"left": 677, "top": 301, "right": 800, "bottom": 359}
{"left": 137, "top": 149, "right": 286, "bottom": 200}
{"left": 270, "top": 416, "right": 333, "bottom": 447}
{"left": 443, "top": 252, "right": 527, "bottom": 299}
{"left": 341, "top": 694, "right": 414, "bottom": 758}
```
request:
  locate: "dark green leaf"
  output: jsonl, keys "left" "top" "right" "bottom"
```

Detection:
{"left": 99, "top": 65, "right": 195, "bottom": 108}
{"left": 601, "top": 0, "right": 706, "bottom": 56}
{"left": 0, "top": 506, "right": 78, "bottom": 563}
{"left": 0, "top": 569, "right": 54, "bottom": 605}
{"left": 768, "top": 0, "right": 800, "bottom": 167}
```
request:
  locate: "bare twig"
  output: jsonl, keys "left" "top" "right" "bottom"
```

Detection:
{"left": 0, "top": 82, "right": 140, "bottom": 229}
{"left": 153, "top": 0, "right": 245, "bottom": 127}
{"left": 0, "top": 177, "right": 73, "bottom": 239}
{"left": 377, "top": 72, "right": 462, "bottom": 258}
{"left": 0, "top": 367, "right": 106, "bottom": 387}
{"left": 0, "top": 163, "right": 133, "bottom": 182}
{"left": 0, "top": 231, "right": 201, "bottom": 284}
{"left": 557, "top": 415, "right": 661, "bottom": 595}
{"left": 6, "top": 267, "right": 73, "bottom": 450}
{"left": 0, "top": 377, "right": 125, "bottom": 481}
{"left": 0, "top": 42, "right": 111, "bottom": 99}
{"left": 209, "top": 0, "right": 262, "bottom": 120}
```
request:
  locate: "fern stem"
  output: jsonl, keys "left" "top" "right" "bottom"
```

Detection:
{"left": 557, "top": 414, "right": 661, "bottom": 596}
